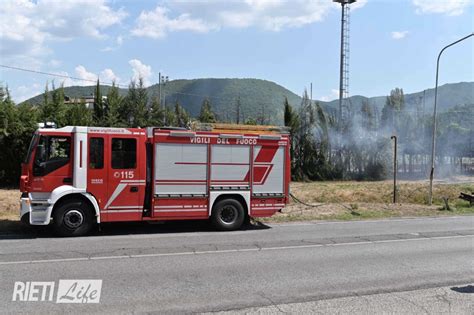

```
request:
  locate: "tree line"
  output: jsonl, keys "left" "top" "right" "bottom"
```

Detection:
{"left": 0, "top": 78, "right": 219, "bottom": 186}
{"left": 1, "top": 80, "right": 472, "bottom": 186}
{"left": 284, "top": 88, "right": 473, "bottom": 181}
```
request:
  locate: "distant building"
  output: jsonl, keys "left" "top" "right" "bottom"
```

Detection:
{"left": 64, "top": 95, "right": 107, "bottom": 109}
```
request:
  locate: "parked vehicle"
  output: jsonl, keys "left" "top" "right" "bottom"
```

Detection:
{"left": 19, "top": 123, "right": 290, "bottom": 236}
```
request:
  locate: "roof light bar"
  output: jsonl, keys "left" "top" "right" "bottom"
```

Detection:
{"left": 38, "top": 122, "right": 57, "bottom": 129}
{"left": 259, "top": 134, "right": 281, "bottom": 140}
{"left": 169, "top": 131, "right": 196, "bottom": 137}
{"left": 219, "top": 134, "right": 243, "bottom": 139}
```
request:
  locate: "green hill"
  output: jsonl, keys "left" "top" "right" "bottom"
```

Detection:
{"left": 24, "top": 78, "right": 302, "bottom": 124}
{"left": 323, "top": 81, "right": 474, "bottom": 113}
{"left": 23, "top": 79, "right": 473, "bottom": 124}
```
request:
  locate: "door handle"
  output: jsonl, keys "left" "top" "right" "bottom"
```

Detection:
{"left": 63, "top": 177, "right": 72, "bottom": 184}
{"left": 130, "top": 186, "right": 139, "bottom": 192}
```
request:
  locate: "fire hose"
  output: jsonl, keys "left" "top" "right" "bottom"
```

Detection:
{"left": 289, "top": 192, "right": 325, "bottom": 208}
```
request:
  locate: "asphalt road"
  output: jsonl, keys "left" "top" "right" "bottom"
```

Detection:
{"left": 1, "top": 216, "right": 473, "bottom": 314}
{"left": 206, "top": 285, "right": 474, "bottom": 314}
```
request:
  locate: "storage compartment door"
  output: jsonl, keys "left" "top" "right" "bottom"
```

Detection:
{"left": 153, "top": 143, "right": 208, "bottom": 218}
{"left": 154, "top": 143, "right": 208, "bottom": 196}
{"left": 211, "top": 145, "right": 250, "bottom": 189}
{"left": 252, "top": 145, "right": 284, "bottom": 195}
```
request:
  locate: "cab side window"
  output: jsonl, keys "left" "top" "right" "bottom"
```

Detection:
{"left": 89, "top": 138, "right": 104, "bottom": 169}
{"left": 111, "top": 138, "right": 136, "bottom": 169}
{"left": 33, "top": 136, "right": 71, "bottom": 176}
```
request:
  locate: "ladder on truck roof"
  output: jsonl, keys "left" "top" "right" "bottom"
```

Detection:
{"left": 192, "top": 123, "right": 289, "bottom": 135}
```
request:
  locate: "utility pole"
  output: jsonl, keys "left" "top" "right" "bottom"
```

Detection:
{"left": 391, "top": 136, "right": 398, "bottom": 203}
{"left": 158, "top": 72, "right": 161, "bottom": 107}
{"left": 429, "top": 33, "right": 473, "bottom": 205}
{"left": 334, "top": 0, "right": 356, "bottom": 124}
{"left": 236, "top": 94, "right": 241, "bottom": 124}
{"left": 422, "top": 89, "right": 426, "bottom": 171}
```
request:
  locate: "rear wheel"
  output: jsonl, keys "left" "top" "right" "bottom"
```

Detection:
{"left": 52, "top": 199, "right": 95, "bottom": 237}
{"left": 211, "top": 199, "right": 245, "bottom": 231}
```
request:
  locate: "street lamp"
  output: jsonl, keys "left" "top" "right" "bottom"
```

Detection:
{"left": 428, "top": 33, "right": 474, "bottom": 205}
{"left": 162, "top": 75, "right": 169, "bottom": 109}
{"left": 159, "top": 74, "right": 170, "bottom": 125}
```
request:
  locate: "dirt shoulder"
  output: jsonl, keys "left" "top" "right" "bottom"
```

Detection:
{"left": 260, "top": 180, "right": 474, "bottom": 222}
{"left": 0, "top": 180, "right": 473, "bottom": 233}
{"left": 263, "top": 201, "right": 474, "bottom": 223}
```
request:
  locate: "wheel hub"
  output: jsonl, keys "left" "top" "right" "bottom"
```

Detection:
{"left": 220, "top": 206, "right": 237, "bottom": 224}
{"left": 63, "top": 210, "right": 84, "bottom": 229}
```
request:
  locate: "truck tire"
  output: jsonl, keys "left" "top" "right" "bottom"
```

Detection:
{"left": 52, "top": 199, "right": 95, "bottom": 237}
{"left": 211, "top": 198, "right": 245, "bottom": 231}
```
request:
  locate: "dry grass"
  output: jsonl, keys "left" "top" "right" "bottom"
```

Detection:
{"left": 290, "top": 180, "right": 473, "bottom": 205}
{"left": 0, "top": 179, "right": 472, "bottom": 226}
{"left": 0, "top": 189, "right": 20, "bottom": 220}
{"left": 264, "top": 201, "right": 474, "bottom": 223}
{"left": 261, "top": 180, "right": 474, "bottom": 222}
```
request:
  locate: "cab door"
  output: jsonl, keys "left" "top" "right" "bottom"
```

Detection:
{"left": 87, "top": 135, "right": 108, "bottom": 215}
{"left": 103, "top": 134, "right": 146, "bottom": 221}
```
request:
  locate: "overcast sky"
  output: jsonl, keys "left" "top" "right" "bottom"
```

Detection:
{"left": 1, "top": 0, "right": 473, "bottom": 103}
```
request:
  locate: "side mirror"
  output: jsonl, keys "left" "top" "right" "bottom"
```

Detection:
{"left": 36, "top": 145, "right": 46, "bottom": 163}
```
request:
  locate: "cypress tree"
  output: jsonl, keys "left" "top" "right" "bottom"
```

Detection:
{"left": 198, "top": 98, "right": 216, "bottom": 123}
{"left": 149, "top": 95, "right": 165, "bottom": 127}
{"left": 133, "top": 77, "right": 149, "bottom": 127}
{"left": 175, "top": 102, "right": 190, "bottom": 128}
{"left": 106, "top": 81, "right": 123, "bottom": 127}
{"left": 93, "top": 79, "right": 104, "bottom": 125}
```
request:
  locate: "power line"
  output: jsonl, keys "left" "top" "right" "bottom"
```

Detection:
{"left": 4, "top": 63, "right": 470, "bottom": 110}
{"left": 0, "top": 64, "right": 128, "bottom": 88}
{"left": 0, "top": 63, "right": 414, "bottom": 106}
{"left": 0, "top": 64, "right": 238, "bottom": 102}
{"left": 1, "top": 64, "right": 265, "bottom": 106}
{"left": 0, "top": 64, "right": 322, "bottom": 104}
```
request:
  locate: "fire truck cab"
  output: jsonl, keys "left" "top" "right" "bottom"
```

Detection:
{"left": 19, "top": 124, "right": 290, "bottom": 236}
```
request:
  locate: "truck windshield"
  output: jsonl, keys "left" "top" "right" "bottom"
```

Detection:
{"left": 24, "top": 133, "right": 39, "bottom": 164}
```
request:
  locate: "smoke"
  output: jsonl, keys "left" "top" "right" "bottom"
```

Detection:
{"left": 308, "top": 94, "right": 474, "bottom": 180}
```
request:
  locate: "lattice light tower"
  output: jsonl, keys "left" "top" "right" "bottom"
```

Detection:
{"left": 334, "top": 0, "right": 356, "bottom": 123}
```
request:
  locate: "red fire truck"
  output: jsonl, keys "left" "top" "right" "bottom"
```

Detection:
{"left": 19, "top": 123, "right": 291, "bottom": 236}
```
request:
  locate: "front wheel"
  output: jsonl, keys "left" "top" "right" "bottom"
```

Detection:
{"left": 211, "top": 199, "right": 245, "bottom": 231}
{"left": 52, "top": 199, "right": 95, "bottom": 237}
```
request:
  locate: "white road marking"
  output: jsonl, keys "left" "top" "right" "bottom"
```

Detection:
{"left": 0, "top": 235, "right": 471, "bottom": 266}
{"left": 89, "top": 255, "right": 132, "bottom": 260}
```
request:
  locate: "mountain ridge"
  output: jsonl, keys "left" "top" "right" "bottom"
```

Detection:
{"left": 23, "top": 79, "right": 474, "bottom": 124}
